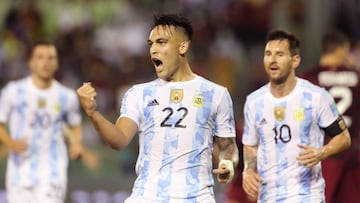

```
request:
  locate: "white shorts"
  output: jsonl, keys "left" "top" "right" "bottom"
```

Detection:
{"left": 7, "top": 183, "right": 66, "bottom": 203}
{"left": 124, "top": 195, "right": 216, "bottom": 203}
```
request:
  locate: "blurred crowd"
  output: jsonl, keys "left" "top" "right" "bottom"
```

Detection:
{"left": 1, "top": 0, "right": 360, "bottom": 118}
{"left": 0, "top": 0, "right": 271, "bottom": 120}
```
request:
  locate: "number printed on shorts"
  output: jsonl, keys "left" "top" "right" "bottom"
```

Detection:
{"left": 160, "top": 107, "right": 188, "bottom": 128}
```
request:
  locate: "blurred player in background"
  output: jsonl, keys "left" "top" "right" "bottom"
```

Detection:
{"left": 77, "top": 13, "right": 239, "bottom": 202}
{"left": 302, "top": 30, "right": 360, "bottom": 203}
{"left": 242, "top": 29, "right": 351, "bottom": 202}
{"left": 0, "top": 40, "right": 86, "bottom": 203}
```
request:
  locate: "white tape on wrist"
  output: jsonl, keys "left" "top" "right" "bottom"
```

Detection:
{"left": 219, "top": 159, "right": 234, "bottom": 183}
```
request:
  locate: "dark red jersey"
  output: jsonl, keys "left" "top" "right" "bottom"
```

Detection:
{"left": 302, "top": 65, "right": 360, "bottom": 150}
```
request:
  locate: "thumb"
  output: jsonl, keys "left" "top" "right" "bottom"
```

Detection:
{"left": 218, "top": 160, "right": 234, "bottom": 183}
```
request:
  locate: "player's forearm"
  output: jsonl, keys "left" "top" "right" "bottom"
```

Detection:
{"left": 67, "top": 126, "right": 82, "bottom": 146}
{"left": 212, "top": 139, "right": 220, "bottom": 167}
{"left": 243, "top": 145, "right": 258, "bottom": 171}
{"left": 0, "top": 125, "right": 12, "bottom": 148}
{"left": 213, "top": 137, "right": 238, "bottom": 183}
{"left": 88, "top": 111, "right": 130, "bottom": 150}
{"left": 320, "top": 128, "right": 351, "bottom": 160}
{"left": 215, "top": 137, "right": 239, "bottom": 166}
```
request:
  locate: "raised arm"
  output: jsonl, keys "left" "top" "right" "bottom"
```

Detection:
{"left": 77, "top": 82, "right": 138, "bottom": 150}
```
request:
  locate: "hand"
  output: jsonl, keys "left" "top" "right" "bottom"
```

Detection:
{"left": 68, "top": 143, "right": 83, "bottom": 160}
{"left": 81, "top": 147, "right": 100, "bottom": 170}
{"left": 10, "top": 138, "right": 28, "bottom": 154}
{"left": 297, "top": 144, "right": 323, "bottom": 168}
{"left": 242, "top": 168, "right": 261, "bottom": 201}
{"left": 77, "top": 82, "right": 97, "bottom": 116}
{"left": 212, "top": 160, "right": 234, "bottom": 183}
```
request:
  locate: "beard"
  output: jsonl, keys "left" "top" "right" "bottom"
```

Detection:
{"left": 269, "top": 70, "right": 291, "bottom": 85}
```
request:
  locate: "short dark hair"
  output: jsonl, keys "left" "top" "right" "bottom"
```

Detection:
{"left": 266, "top": 29, "right": 300, "bottom": 56}
{"left": 152, "top": 13, "right": 193, "bottom": 40}
{"left": 27, "top": 40, "right": 57, "bottom": 59}
{"left": 321, "top": 30, "right": 349, "bottom": 55}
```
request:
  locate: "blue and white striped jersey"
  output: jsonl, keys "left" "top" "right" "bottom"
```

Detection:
{"left": 242, "top": 78, "right": 339, "bottom": 203}
{"left": 120, "top": 75, "right": 235, "bottom": 202}
{"left": 0, "top": 77, "right": 81, "bottom": 187}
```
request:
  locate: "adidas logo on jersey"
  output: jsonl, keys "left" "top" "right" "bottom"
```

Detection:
{"left": 147, "top": 99, "right": 159, "bottom": 106}
{"left": 260, "top": 118, "right": 267, "bottom": 125}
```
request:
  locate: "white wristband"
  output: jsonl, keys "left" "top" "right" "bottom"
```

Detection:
{"left": 219, "top": 159, "right": 234, "bottom": 183}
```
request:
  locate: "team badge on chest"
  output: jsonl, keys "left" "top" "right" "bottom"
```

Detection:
{"left": 192, "top": 92, "right": 203, "bottom": 108}
{"left": 294, "top": 107, "right": 305, "bottom": 121}
{"left": 274, "top": 106, "right": 285, "bottom": 121}
{"left": 54, "top": 103, "right": 61, "bottom": 112}
{"left": 170, "top": 89, "right": 183, "bottom": 103}
{"left": 38, "top": 98, "right": 46, "bottom": 108}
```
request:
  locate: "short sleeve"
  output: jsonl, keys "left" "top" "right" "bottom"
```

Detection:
{"left": 65, "top": 90, "right": 82, "bottom": 127}
{"left": 0, "top": 83, "right": 15, "bottom": 123}
{"left": 242, "top": 98, "right": 259, "bottom": 146}
{"left": 317, "top": 89, "right": 341, "bottom": 128}
{"left": 214, "top": 88, "right": 236, "bottom": 138}
{"left": 119, "top": 86, "right": 142, "bottom": 127}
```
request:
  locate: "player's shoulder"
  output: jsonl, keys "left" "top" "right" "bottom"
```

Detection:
{"left": 125, "top": 79, "right": 158, "bottom": 94}
{"left": 53, "top": 80, "right": 77, "bottom": 94}
{"left": 298, "top": 78, "right": 326, "bottom": 93}
{"left": 297, "top": 78, "right": 334, "bottom": 103}
{"left": 9, "top": 77, "right": 28, "bottom": 85}
{"left": 120, "top": 78, "right": 159, "bottom": 98}
{"left": 1, "top": 77, "right": 28, "bottom": 91}
{"left": 132, "top": 78, "right": 158, "bottom": 89}
{"left": 246, "top": 83, "right": 269, "bottom": 102}
{"left": 130, "top": 75, "right": 227, "bottom": 90}
{"left": 194, "top": 75, "right": 229, "bottom": 93}
{"left": 197, "top": 75, "right": 224, "bottom": 87}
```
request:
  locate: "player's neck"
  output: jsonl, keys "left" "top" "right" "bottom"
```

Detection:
{"left": 167, "top": 63, "right": 195, "bottom": 82}
{"left": 270, "top": 76, "right": 297, "bottom": 98}
{"left": 31, "top": 76, "right": 53, "bottom": 89}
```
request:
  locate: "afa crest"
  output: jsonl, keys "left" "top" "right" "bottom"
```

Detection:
{"left": 192, "top": 93, "right": 203, "bottom": 108}
{"left": 54, "top": 103, "right": 61, "bottom": 112}
{"left": 274, "top": 106, "right": 285, "bottom": 121}
{"left": 38, "top": 98, "right": 46, "bottom": 108}
{"left": 170, "top": 89, "right": 183, "bottom": 103}
{"left": 294, "top": 107, "right": 305, "bottom": 121}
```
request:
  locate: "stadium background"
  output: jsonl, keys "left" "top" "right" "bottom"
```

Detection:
{"left": 0, "top": 0, "right": 359, "bottom": 202}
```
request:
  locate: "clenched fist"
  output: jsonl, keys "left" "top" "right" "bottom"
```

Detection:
{"left": 77, "top": 82, "right": 97, "bottom": 116}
